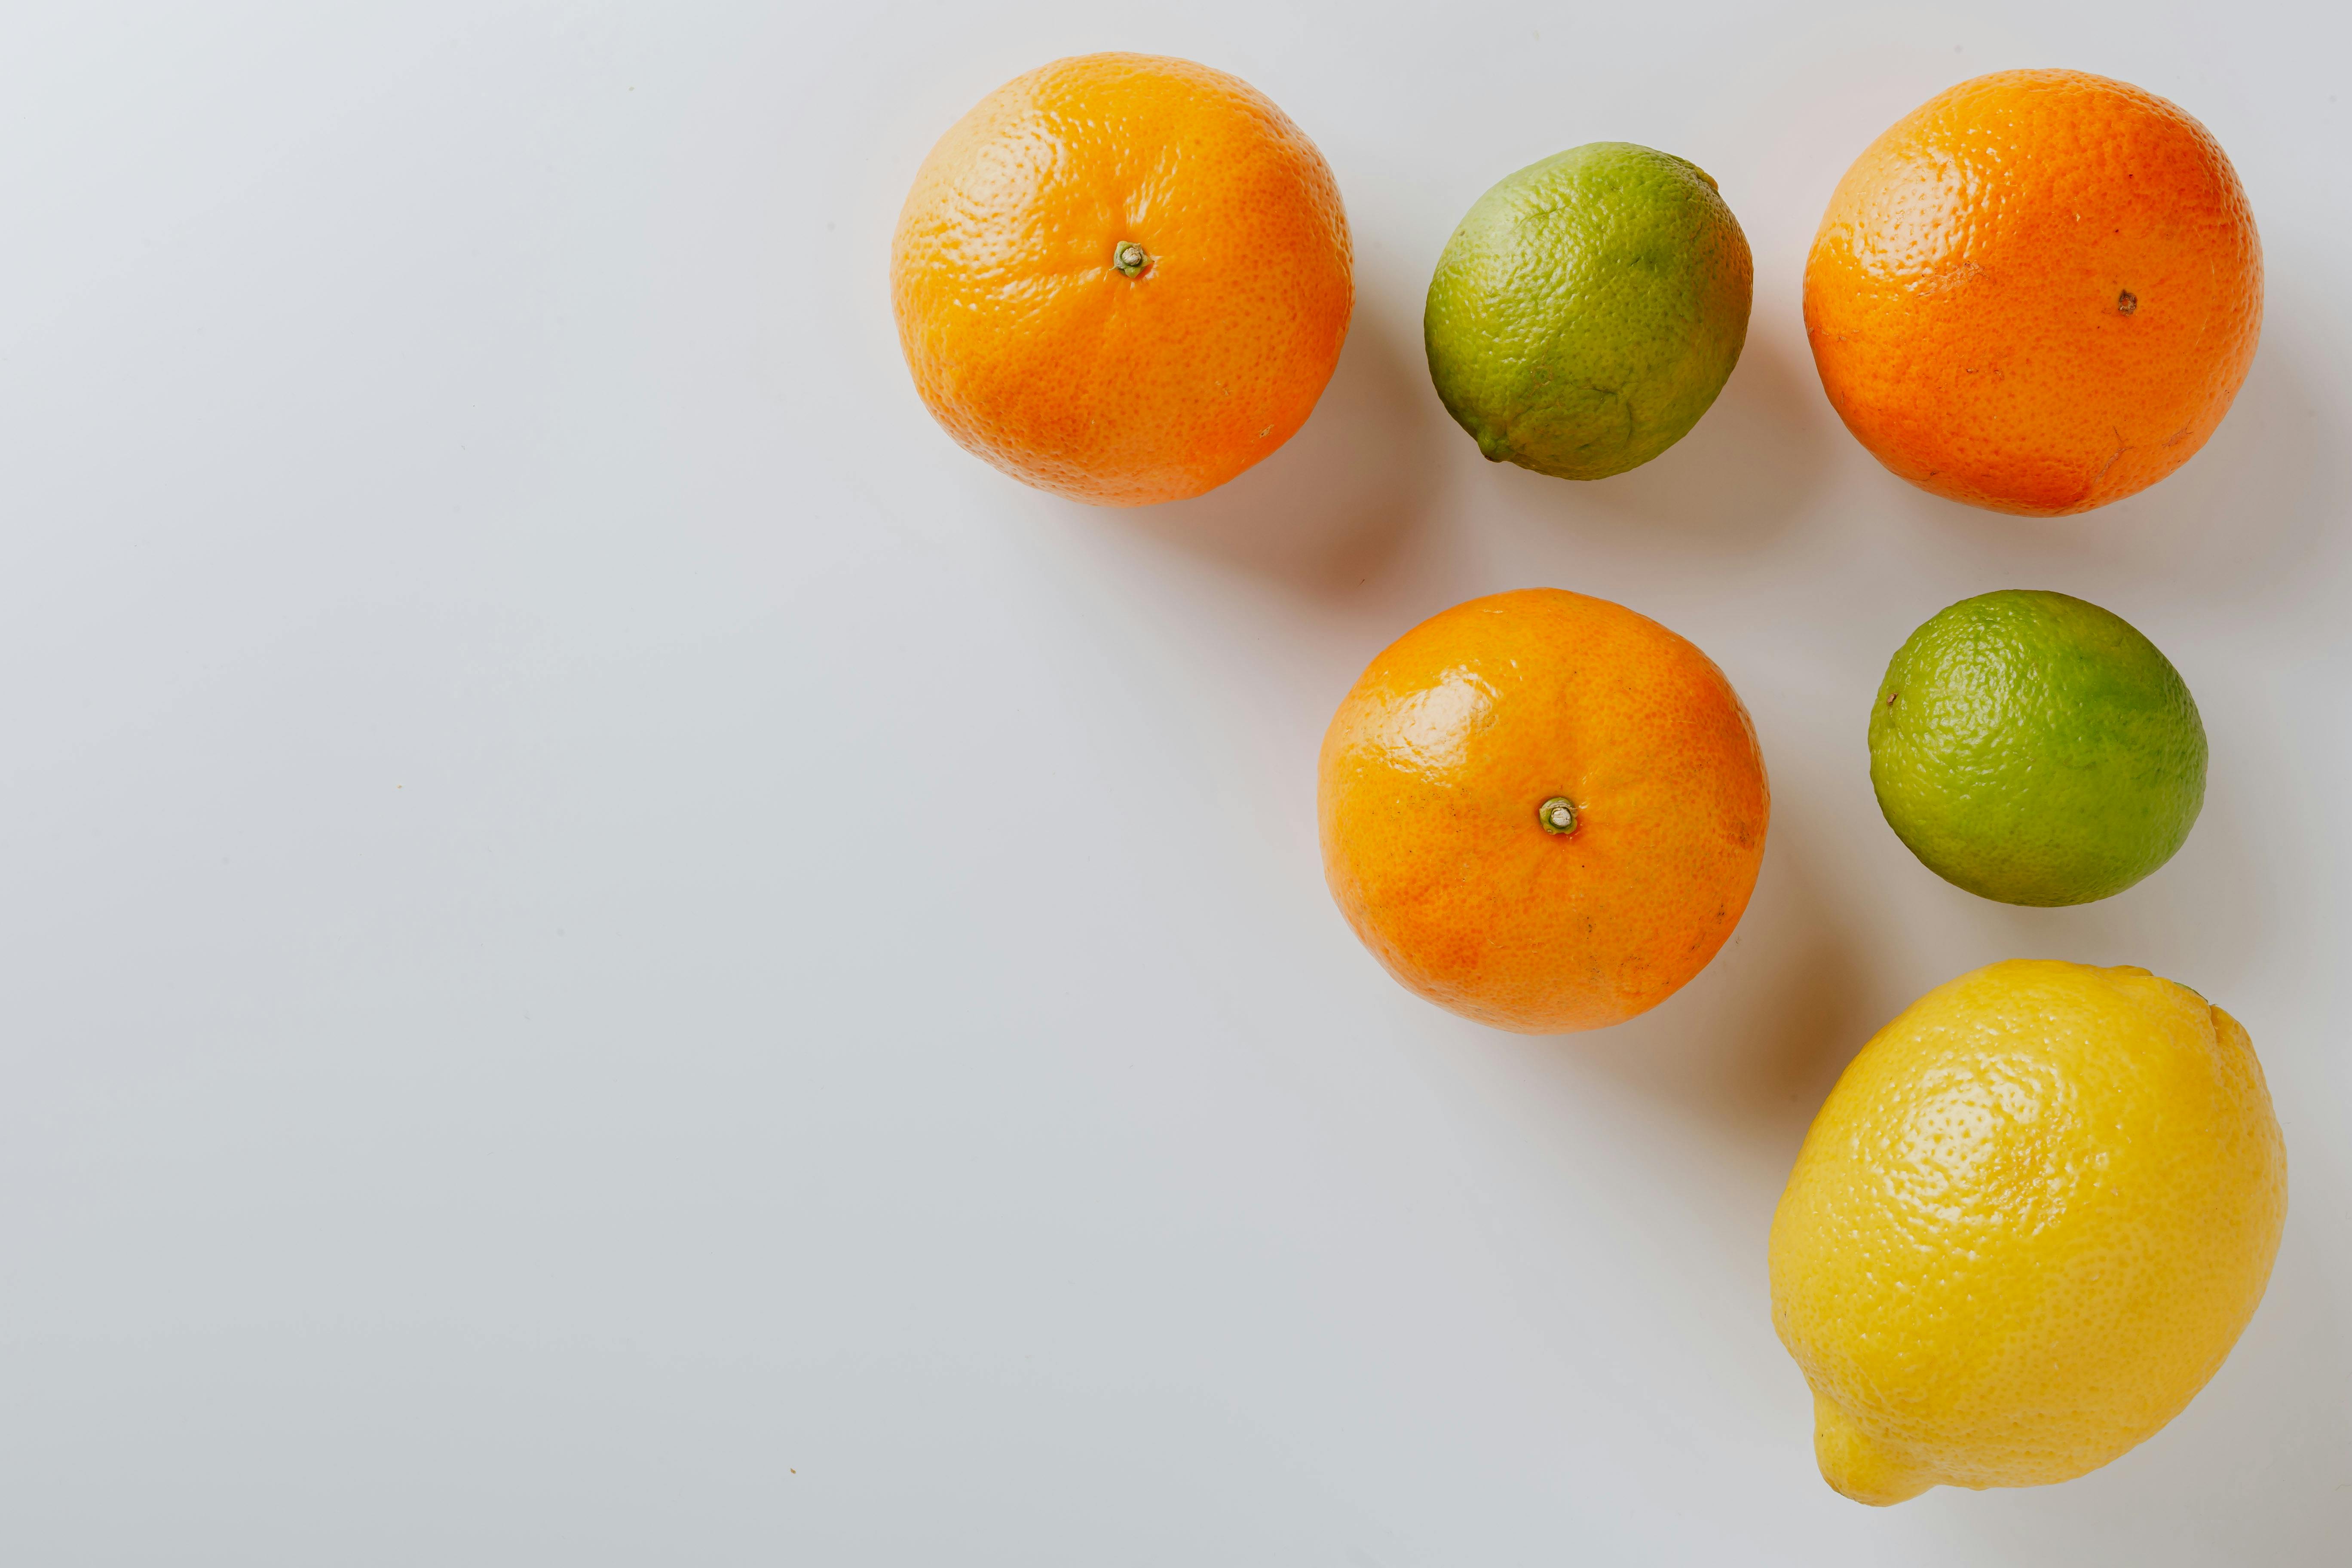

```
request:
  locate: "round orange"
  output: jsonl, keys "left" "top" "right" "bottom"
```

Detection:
{"left": 1804, "top": 69, "right": 2262, "bottom": 515}
{"left": 1318, "top": 590, "right": 1770, "bottom": 1034}
{"left": 891, "top": 54, "right": 1353, "bottom": 507}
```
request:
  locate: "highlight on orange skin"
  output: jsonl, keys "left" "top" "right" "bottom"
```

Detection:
{"left": 1804, "top": 69, "right": 2262, "bottom": 516}
{"left": 892, "top": 54, "right": 1354, "bottom": 507}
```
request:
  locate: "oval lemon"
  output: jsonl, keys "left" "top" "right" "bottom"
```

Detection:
{"left": 1769, "top": 959, "right": 2286, "bottom": 1504}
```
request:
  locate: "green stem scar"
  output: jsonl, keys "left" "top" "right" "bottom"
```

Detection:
{"left": 1539, "top": 797, "right": 1578, "bottom": 835}
{"left": 1113, "top": 242, "right": 1151, "bottom": 278}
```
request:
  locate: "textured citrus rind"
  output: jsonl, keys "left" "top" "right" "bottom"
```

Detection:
{"left": 1868, "top": 590, "right": 2207, "bottom": 905}
{"left": 1425, "top": 143, "right": 1753, "bottom": 480}
{"left": 1770, "top": 960, "right": 2287, "bottom": 1502}
{"left": 1318, "top": 589, "right": 1769, "bottom": 1032}
{"left": 1804, "top": 69, "right": 2262, "bottom": 514}
{"left": 892, "top": 54, "right": 1354, "bottom": 506}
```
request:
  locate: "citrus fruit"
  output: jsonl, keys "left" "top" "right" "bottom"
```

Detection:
{"left": 891, "top": 54, "right": 1352, "bottom": 506}
{"left": 1869, "top": 590, "right": 2205, "bottom": 906}
{"left": 1805, "top": 70, "right": 2262, "bottom": 514}
{"left": 1424, "top": 143, "right": 1752, "bottom": 481}
{"left": 1317, "top": 589, "right": 1768, "bottom": 1033}
{"left": 1771, "top": 959, "right": 2287, "bottom": 1505}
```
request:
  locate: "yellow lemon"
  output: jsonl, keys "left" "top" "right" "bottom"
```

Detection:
{"left": 1769, "top": 960, "right": 2287, "bottom": 1504}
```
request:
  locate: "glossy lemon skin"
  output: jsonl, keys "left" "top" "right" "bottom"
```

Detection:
{"left": 1770, "top": 960, "right": 2286, "bottom": 1504}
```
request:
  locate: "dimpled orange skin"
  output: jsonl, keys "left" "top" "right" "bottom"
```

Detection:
{"left": 1318, "top": 590, "right": 1770, "bottom": 1034}
{"left": 891, "top": 54, "right": 1353, "bottom": 506}
{"left": 1804, "top": 70, "right": 2262, "bottom": 515}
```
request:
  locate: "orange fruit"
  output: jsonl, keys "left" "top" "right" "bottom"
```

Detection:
{"left": 1317, "top": 590, "right": 1770, "bottom": 1034}
{"left": 891, "top": 54, "right": 1353, "bottom": 506}
{"left": 1804, "top": 70, "right": 2262, "bottom": 515}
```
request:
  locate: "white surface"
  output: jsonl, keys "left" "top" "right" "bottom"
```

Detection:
{"left": 1, "top": 2, "right": 2345, "bottom": 1562}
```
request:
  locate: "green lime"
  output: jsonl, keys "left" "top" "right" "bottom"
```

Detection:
{"left": 1868, "top": 591, "right": 2207, "bottom": 906}
{"left": 1423, "top": 142, "right": 1752, "bottom": 481}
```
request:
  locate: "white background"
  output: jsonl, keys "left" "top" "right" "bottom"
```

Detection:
{"left": 1, "top": 1, "right": 2344, "bottom": 1562}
